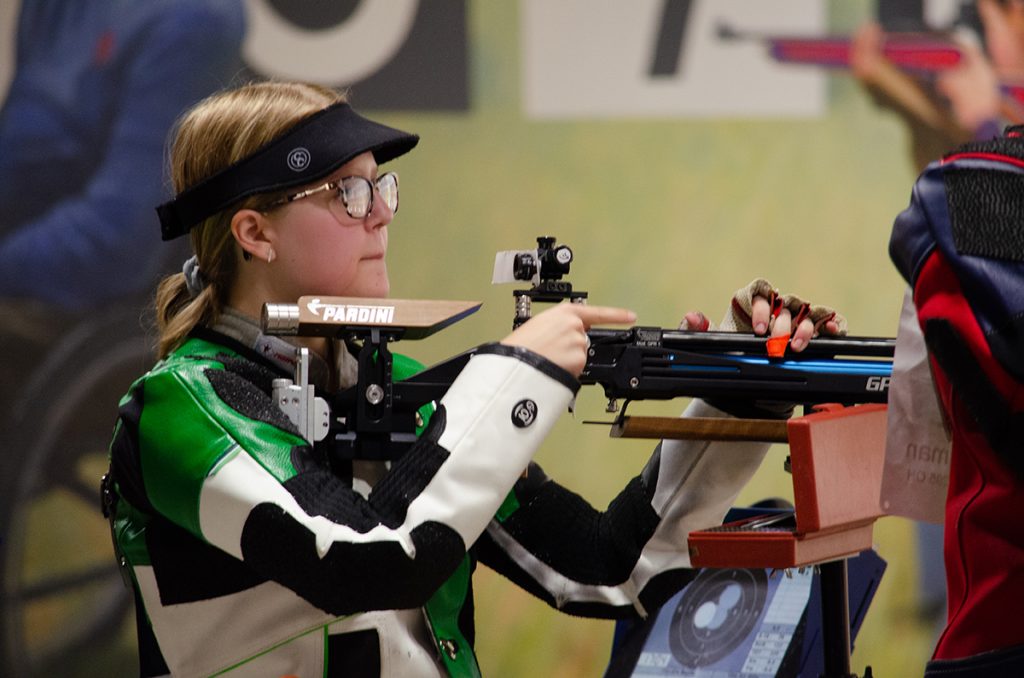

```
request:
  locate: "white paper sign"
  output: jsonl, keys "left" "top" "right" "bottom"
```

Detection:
{"left": 521, "top": 0, "right": 825, "bottom": 119}
{"left": 880, "top": 288, "right": 951, "bottom": 524}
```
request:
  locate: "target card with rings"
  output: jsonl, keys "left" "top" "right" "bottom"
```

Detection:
{"left": 630, "top": 567, "right": 813, "bottom": 677}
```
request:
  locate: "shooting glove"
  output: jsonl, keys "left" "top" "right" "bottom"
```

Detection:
{"left": 687, "top": 278, "right": 848, "bottom": 419}
{"left": 720, "top": 277, "right": 848, "bottom": 336}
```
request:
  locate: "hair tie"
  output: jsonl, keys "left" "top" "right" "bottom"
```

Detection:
{"left": 182, "top": 255, "right": 207, "bottom": 299}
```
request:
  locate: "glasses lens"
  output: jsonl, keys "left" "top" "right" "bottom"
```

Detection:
{"left": 340, "top": 176, "right": 373, "bottom": 218}
{"left": 377, "top": 173, "right": 399, "bottom": 214}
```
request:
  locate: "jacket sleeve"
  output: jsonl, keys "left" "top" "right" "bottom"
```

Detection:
{"left": 474, "top": 398, "right": 770, "bottom": 619}
{"left": 126, "top": 343, "right": 578, "bottom": 616}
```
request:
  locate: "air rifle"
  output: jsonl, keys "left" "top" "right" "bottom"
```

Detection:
{"left": 717, "top": 22, "right": 1024, "bottom": 113}
{"left": 262, "top": 236, "right": 894, "bottom": 460}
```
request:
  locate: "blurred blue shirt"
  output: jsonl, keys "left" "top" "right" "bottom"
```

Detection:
{"left": 0, "top": 0, "right": 244, "bottom": 308}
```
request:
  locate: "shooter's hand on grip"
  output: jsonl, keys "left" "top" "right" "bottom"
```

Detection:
{"left": 681, "top": 278, "right": 847, "bottom": 353}
{"left": 502, "top": 303, "right": 636, "bottom": 377}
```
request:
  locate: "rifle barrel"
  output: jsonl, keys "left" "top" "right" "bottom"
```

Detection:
{"left": 767, "top": 36, "right": 961, "bottom": 72}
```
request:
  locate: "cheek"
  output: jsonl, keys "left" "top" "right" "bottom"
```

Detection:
{"left": 309, "top": 247, "right": 364, "bottom": 292}
{"left": 274, "top": 220, "right": 391, "bottom": 297}
{"left": 278, "top": 234, "right": 362, "bottom": 295}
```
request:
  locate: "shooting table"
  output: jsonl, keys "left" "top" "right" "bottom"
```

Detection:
{"left": 621, "top": 404, "right": 887, "bottom": 678}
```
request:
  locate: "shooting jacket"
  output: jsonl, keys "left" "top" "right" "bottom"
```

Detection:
{"left": 890, "top": 129, "right": 1024, "bottom": 674}
{"left": 108, "top": 310, "right": 771, "bottom": 677}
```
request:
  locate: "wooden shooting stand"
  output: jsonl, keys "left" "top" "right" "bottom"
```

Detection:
{"left": 619, "top": 404, "right": 887, "bottom": 678}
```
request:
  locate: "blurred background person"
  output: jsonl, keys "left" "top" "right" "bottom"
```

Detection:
{"left": 0, "top": 0, "right": 244, "bottom": 370}
{"left": 851, "top": 0, "right": 1024, "bottom": 172}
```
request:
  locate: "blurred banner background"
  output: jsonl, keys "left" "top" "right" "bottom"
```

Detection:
{"left": 1, "top": 0, "right": 962, "bottom": 675}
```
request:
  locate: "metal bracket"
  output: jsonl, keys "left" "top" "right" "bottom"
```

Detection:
{"left": 272, "top": 347, "right": 330, "bottom": 443}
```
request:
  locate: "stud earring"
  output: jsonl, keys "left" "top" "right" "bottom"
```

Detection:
{"left": 242, "top": 250, "right": 252, "bottom": 262}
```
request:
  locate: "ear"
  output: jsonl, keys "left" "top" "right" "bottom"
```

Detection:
{"left": 230, "top": 209, "right": 275, "bottom": 262}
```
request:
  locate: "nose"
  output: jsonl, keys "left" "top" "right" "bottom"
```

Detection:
{"left": 365, "top": 185, "right": 394, "bottom": 230}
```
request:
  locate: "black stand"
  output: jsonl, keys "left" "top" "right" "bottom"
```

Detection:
{"left": 819, "top": 559, "right": 872, "bottom": 678}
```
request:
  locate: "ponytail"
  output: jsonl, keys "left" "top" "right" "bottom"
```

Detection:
{"left": 153, "top": 210, "right": 236, "bottom": 357}
{"left": 154, "top": 272, "right": 223, "bottom": 359}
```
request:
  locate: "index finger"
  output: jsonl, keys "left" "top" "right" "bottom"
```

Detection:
{"left": 569, "top": 304, "right": 637, "bottom": 328}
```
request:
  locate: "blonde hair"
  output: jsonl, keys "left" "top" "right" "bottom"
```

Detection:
{"left": 154, "top": 81, "right": 346, "bottom": 358}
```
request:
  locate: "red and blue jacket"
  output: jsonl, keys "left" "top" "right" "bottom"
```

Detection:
{"left": 889, "top": 129, "right": 1024, "bottom": 670}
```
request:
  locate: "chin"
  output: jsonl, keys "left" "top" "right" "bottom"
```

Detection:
{"left": 367, "top": 275, "right": 389, "bottom": 297}
{"left": 356, "top": 282, "right": 389, "bottom": 299}
{"left": 356, "top": 264, "right": 389, "bottom": 298}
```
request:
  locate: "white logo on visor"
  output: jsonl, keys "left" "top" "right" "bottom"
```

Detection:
{"left": 287, "top": 147, "right": 311, "bottom": 172}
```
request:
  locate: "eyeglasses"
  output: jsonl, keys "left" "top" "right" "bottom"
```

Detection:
{"left": 271, "top": 172, "right": 399, "bottom": 220}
